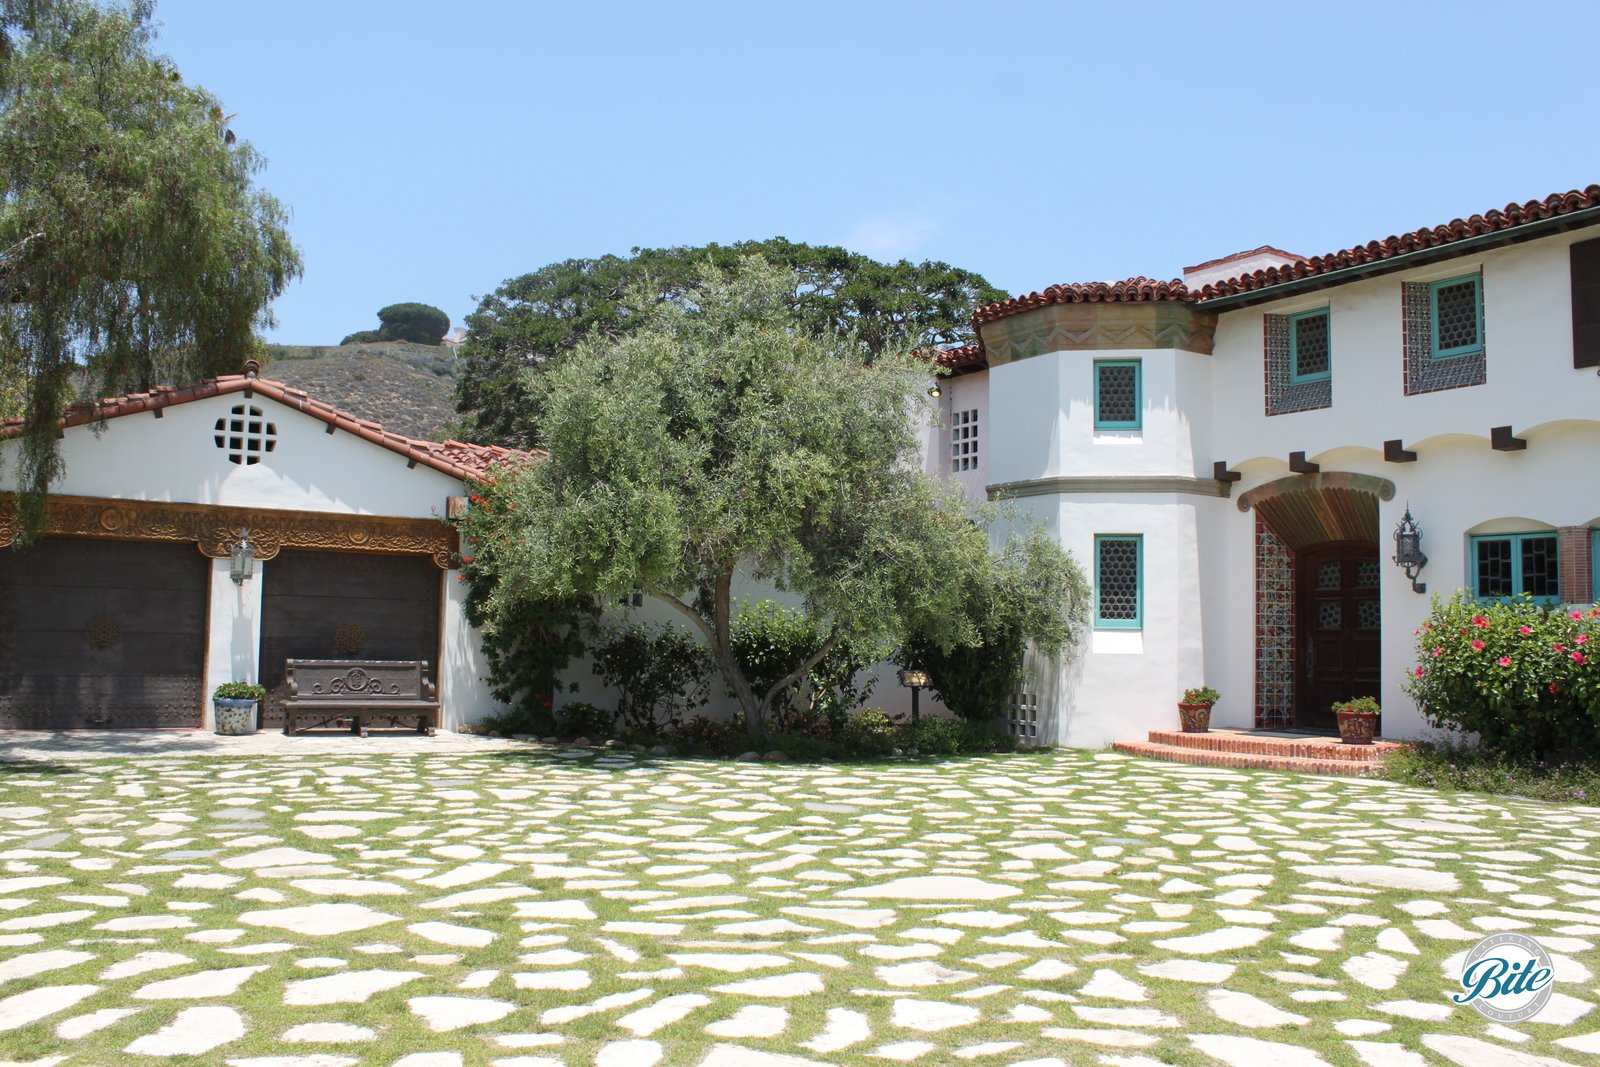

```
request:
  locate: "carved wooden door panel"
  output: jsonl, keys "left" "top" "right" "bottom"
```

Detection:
{"left": 260, "top": 549, "right": 442, "bottom": 727}
{"left": 1296, "top": 543, "right": 1382, "bottom": 730}
{"left": 0, "top": 538, "right": 206, "bottom": 729}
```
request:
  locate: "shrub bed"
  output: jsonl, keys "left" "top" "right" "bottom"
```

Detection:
{"left": 1404, "top": 592, "right": 1600, "bottom": 760}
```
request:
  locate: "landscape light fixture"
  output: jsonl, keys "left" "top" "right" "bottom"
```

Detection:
{"left": 897, "top": 667, "right": 931, "bottom": 724}
{"left": 1392, "top": 506, "right": 1427, "bottom": 593}
{"left": 229, "top": 529, "right": 256, "bottom": 585}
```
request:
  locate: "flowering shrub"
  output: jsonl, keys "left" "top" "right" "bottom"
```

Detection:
{"left": 1333, "top": 696, "right": 1380, "bottom": 716}
{"left": 1405, "top": 592, "right": 1600, "bottom": 759}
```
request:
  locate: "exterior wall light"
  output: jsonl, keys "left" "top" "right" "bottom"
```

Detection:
{"left": 897, "top": 667, "right": 931, "bottom": 723}
{"left": 927, "top": 383, "right": 942, "bottom": 398}
{"left": 1392, "top": 506, "right": 1427, "bottom": 593}
{"left": 229, "top": 529, "right": 256, "bottom": 585}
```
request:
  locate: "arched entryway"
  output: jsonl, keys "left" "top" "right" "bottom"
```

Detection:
{"left": 1239, "top": 473, "right": 1394, "bottom": 731}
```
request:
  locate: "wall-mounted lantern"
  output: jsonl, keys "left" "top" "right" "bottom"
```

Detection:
{"left": 897, "top": 666, "right": 931, "bottom": 724}
{"left": 229, "top": 529, "right": 256, "bottom": 585}
{"left": 1392, "top": 506, "right": 1427, "bottom": 593}
{"left": 927, "top": 383, "right": 942, "bottom": 398}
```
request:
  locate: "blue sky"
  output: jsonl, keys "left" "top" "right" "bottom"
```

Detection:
{"left": 154, "top": 0, "right": 1600, "bottom": 345}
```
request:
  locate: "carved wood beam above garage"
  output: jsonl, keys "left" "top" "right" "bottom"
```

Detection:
{"left": 0, "top": 494, "right": 459, "bottom": 569}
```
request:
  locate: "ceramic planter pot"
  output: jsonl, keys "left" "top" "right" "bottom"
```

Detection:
{"left": 213, "top": 697, "right": 259, "bottom": 736}
{"left": 1336, "top": 709, "right": 1379, "bottom": 745}
{"left": 1177, "top": 701, "right": 1213, "bottom": 733}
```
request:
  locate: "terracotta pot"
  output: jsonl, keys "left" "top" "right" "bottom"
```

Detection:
{"left": 213, "top": 698, "right": 259, "bottom": 736}
{"left": 1177, "top": 701, "right": 1212, "bottom": 733}
{"left": 1336, "top": 709, "right": 1379, "bottom": 745}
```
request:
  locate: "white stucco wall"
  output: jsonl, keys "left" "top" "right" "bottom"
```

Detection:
{"left": 1, "top": 390, "right": 502, "bottom": 729}
{"left": 985, "top": 341, "right": 1224, "bottom": 747}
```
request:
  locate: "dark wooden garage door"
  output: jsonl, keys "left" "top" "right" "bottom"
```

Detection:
{"left": 260, "top": 549, "right": 441, "bottom": 727}
{"left": 0, "top": 538, "right": 208, "bottom": 729}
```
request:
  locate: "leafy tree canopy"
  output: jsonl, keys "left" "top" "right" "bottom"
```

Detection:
{"left": 461, "top": 260, "right": 1073, "bottom": 736}
{"left": 897, "top": 524, "right": 1089, "bottom": 723}
{"left": 453, "top": 238, "right": 1007, "bottom": 450}
{"left": 0, "top": 0, "right": 300, "bottom": 535}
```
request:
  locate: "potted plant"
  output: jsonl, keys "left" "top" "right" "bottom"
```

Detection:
{"left": 213, "top": 682, "right": 266, "bottom": 736}
{"left": 1178, "top": 686, "right": 1220, "bottom": 732}
{"left": 1333, "top": 696, "right": 1381, "bottom": 745}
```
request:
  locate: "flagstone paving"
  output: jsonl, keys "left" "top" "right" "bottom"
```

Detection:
{"left": 0, "top": 747, "right": 1597, "bottom": 1065}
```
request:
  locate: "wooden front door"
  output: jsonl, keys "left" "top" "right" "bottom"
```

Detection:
{"left": 259, "top": 549, "right": 442, "bottom": 728}
{"left": 0, "top": 538, "right": 208, "bottom": 729}
{"left": 1296, "top": 543, "right": 1381, "bottom": 730}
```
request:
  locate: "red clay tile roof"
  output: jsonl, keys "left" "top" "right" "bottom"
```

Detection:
{"left": 972, "top": 277, "right": 1192, "bottom": 324}
{"left": 0, "top": 370, "right": 535, "bottom": 483}
{"left": 933, "top": 343, "right": 986, "bottom": 371}
{"left": 968, "top": 183, "right": 1600, "bottom": 331}
{"left": 1182, "top": 245, "right": 1306, "bottom": 275}
{"left": 1192, "top": 184, "right": 1600, "bottom": 300}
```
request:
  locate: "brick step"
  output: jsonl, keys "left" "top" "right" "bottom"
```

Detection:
{"left": 1145, "top": 730, "right": 1402, "bottom": 763}
{"left": 1112, "top": 739, "right": 1387, "bottom": 777}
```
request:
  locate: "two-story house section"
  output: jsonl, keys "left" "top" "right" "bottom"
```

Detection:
{"left": 937, "top": 184, "right": 1600, "bottom": 748}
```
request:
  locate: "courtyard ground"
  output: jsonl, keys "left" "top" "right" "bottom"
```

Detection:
{"left": 0, "top": 743, "right": 1597, "bottom": 1066}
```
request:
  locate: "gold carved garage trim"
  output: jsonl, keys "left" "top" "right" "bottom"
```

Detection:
{"left": 0, "top": 494, "right": 459, "bottom": 569}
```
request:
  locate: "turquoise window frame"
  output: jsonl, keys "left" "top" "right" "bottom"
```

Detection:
{"left": 1093, "top": 359, "right": 1142, "bottom": 431}
{"left": 1592, "top": 529, "right": 1599, "bottom": 603}
{"left": 1093, "top": 534, "right": 1143, "bottom": 630}
{"left": 1429, "top": 273, "right": 1484, "bottom": 359}
{"left": 1469, "top": 531, "right": 1560, "bottom": 605}
{"left": 1287, "top": 307, "right": 1332, "bottom": 384}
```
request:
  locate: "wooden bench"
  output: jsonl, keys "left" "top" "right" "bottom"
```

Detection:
{"left": 282, "top": 660, "right": 438, "bottom": 737}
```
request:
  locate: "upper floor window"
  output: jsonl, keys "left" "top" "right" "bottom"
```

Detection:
{"left": 1403, "top": 275, "right": 1486, "bottom": 395}
{"left": 951, "top": 408, "right": 978, "bottom": 472}
{"left": 1094, "top": 360, "right": 1140, "bottom": 431}
{"left": 1471, "top": 532, "right": 1559, "bottom": 603}
{"left": 1430, "top": 274, "right": 1484, "bottom": 359}
{"left": 1094, "top": 534, "right": 1142, "bottom": 629}
{"left": 1288, "top": 308, "right": 1331, "bottom": 383}
{"left": 1264, "top": 309, "right": 1332, "bottom": 415}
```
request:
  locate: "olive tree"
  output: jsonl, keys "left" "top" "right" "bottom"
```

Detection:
{"left": 466, "top": 260, "right": 1079, "bottom": 737}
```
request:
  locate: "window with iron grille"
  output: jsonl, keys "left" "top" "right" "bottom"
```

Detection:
{"left": 1094, "top": 360, "right": 1140, "bottom": 430}
{"left": 213, "top": 404, "right": 277, "bottom": 466}
{"left": 1430, "top": 274, "right": 1483, "bottom": 359}
{"left": 1094, "top": 534, "right": 1142, "bottom": 629}
{"left": 1289, "top": 308, "right": 1331, "bottom": 383}
{"left": 1471, "top": 532, "right": 1559, "bottom": 603}
{"left": 951, "top": 408, "right": 979, "bottom": 472}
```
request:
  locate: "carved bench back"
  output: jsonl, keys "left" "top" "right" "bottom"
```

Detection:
{"left": 286, "top": 659, "right": 432, "bottom": 701}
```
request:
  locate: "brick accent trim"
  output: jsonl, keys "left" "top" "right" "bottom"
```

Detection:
{"left": 1558, "top": 526, "right": 1593, "bottom": 603}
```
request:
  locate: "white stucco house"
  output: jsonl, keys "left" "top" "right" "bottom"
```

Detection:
{"left": 0, "top": 362, "right": 525, "bottom": 731}
{"left": 925, "top": 183, "right": 1600, "bottom": 748}
{"left": 5, "top": 182, "right": 1597, "bottom": 748}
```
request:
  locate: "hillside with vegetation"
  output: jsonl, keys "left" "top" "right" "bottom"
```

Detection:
{"left": 262, "top": 340, "right": 458, "bottom": 441}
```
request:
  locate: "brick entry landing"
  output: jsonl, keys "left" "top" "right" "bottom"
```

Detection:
{"left": 1113, "top": 727, "right": 1406, "bottom": 777}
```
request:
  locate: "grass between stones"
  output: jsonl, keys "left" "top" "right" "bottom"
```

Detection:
{"left": 0, "top": 748, "right": 1596, "bottom": 1066}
